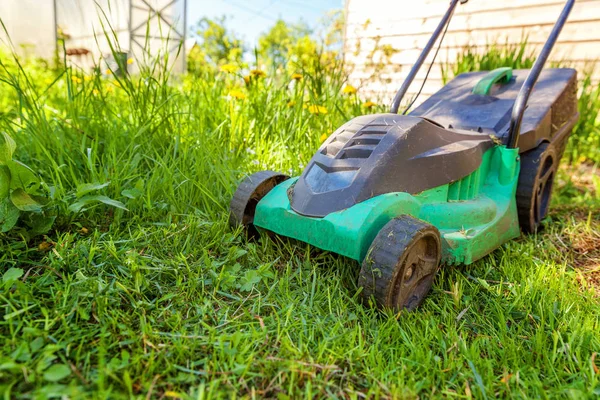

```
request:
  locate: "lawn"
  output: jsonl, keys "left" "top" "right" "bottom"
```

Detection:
{"left": 0, "top": 48, "right": 599, "bottom": 399}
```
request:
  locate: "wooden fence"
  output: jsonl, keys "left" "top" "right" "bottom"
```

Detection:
{"left": 344, "top": 0, "right": 600, "bottom": 102}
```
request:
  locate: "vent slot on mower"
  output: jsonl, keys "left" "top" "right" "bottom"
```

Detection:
{"left": 322, "top": 127, "right": 388, "bottom": 160}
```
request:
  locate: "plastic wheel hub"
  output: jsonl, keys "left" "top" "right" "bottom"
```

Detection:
{"left": 358, "top": 215, "right": 441, "bottom": 312}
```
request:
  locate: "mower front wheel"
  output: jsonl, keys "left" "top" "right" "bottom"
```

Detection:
{"left": 229, "top": 170, "right": 289, "bottom": 237}
{"left": 358, "top": 215, "right": 441, "bottom": 312}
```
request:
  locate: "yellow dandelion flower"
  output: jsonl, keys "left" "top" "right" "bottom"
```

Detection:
{"left": 229, "top": 89, "right": 247, "bottom": 100}
{"left": 71, "top": 76, "right": 82, "bottom": 84}
{"left": 243, "top": 75, "right": 251, "bottom": 85}
{"left": 362, "top": 101, "right": 376, "bottom": 108}
{"left": 106, "top": 86, "right": 114, "bottom": 93}
{"left": 105, "top": 69, "right": 112, "bottom": 75}
{"left": 250, "top": 69, "right": 266, "bottom": 78}
{"left": 92, "top": 89, "right": 100, "bottom": 95}
{"left": 287, "top": 100, "right": 296, "bottom": 108}
{"left": 342, "top": 84, "right": 357, "bottom": 95}
{"left": 308, "top": 105, "right": 328, "bottom": 115}
{"left": 291, "top": 73, "right": 303, "bottom": 80}
{"left": 44, "top": 77, "right": 53, "bottom": 85}
{"left": 84, "top": 75, "right": 93, "bottom": 82}
{"left": 127, "top": 58, "right": 134, "bottom": 65}
{"left": 220, "top": 63, "right": 238, "bottom": 73}
{"left": 320, "top": 133, "right": 329, "bottom": 142}
{"left": 38, "top": 241, "right": 52, "bottom": 252}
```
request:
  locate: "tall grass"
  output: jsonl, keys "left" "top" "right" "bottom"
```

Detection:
{"left": 441, "top": 41, "right": 536, "bottom": 84}
{"left": 571, "top": 71, "right": 600, "bottom": 163}
{"left": 0, "top": 40, "right": 367, "bottom": 231}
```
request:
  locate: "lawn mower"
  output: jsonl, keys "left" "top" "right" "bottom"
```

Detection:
{"left": 229, "top": 0, "right": 579, "bottom": 311}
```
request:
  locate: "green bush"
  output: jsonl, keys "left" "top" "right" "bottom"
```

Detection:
{"left": 0, "top": 24, "right": 375, "bottom": 239}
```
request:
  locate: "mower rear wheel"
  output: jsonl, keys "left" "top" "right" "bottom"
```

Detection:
{"left": 516, "top": 143, "right": 558, "bottom": 233}
{"left": 229, "top": 170, "right": 289, "bottom": 236}
{"left": 358, "top": 215, "right": 441, "bottom": 312}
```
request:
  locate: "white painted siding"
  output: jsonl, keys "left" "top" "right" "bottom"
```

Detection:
{"left": 344, "top": 0, "right": 600, "bottom": 104}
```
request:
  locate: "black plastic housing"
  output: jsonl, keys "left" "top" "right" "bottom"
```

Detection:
{"left": 290, "top": 115, "right": 492, "bottom": 217}
{"left": 411, "top": 68, "right": 578, "bottom": 153}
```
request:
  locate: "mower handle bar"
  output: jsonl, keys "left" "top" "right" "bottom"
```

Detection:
{"left": 389, "top": 0, "right": 465, "bottom": 114}
{"left": 507, "top": 0, "right": 575, "bottom": 149}
{"left": 390, "top": 0, "right": 576, "bottom": 150}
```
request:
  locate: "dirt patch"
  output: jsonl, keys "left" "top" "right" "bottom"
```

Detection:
{"left": 548, "top": 224, "right": 600, "bottom": 293}
{"left": 571, "top": 227, "right": 600, "bottom": 292}
{"left": 549, "top": 163, "right": 600, "bottom": 292}
{"left": 570, "top": 228, "right": 600, "bottom": 266}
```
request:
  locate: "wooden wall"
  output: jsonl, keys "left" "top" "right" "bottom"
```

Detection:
{"left": 344, "top": 0, "right": 600, "bottom": 103}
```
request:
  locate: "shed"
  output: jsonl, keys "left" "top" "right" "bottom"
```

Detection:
{"left": 0, "top": 0, "right": 187, "bottom": 74}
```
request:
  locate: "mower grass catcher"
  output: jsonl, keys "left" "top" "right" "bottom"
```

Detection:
{"left": 230, "top": 0, "right": 579, "bottom": 312}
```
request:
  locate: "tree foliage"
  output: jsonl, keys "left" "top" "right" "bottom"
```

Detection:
{"left": 188, "top": 16, "right": 245, "bottom": 72}
{"left": 187, "top": 14, "right": 344, "bottom": 76}
{"left": 258, "top": 20, "right": 315, "bottom": 71}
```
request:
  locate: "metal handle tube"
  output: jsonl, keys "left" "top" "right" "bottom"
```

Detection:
{"left": 507, "top": 0, "right": 575, "bottom": 149}
{"left": 389, "top": 0, "right": 461, "bottom": 114}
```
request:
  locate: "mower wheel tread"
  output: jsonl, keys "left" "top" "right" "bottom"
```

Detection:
{"left": 229, "top": 170, "right": 289, "bottom": 236}
{"left": 358, "top": 215, "right": 441, "bottom": 312}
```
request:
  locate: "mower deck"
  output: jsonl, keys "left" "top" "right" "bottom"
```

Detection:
{"left": 254, "top": 146, "right": 520, "bottom": 265}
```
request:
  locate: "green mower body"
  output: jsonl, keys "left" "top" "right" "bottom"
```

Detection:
{"left": 254, "top": 145, "right": 520, "bottom": 266}
{"left": 248, "top": 67, "right": 578, "bottom": 267}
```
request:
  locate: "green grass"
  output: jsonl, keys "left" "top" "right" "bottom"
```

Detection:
{"left": 0, "top": 46, "right": 600, "bottom": 399}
